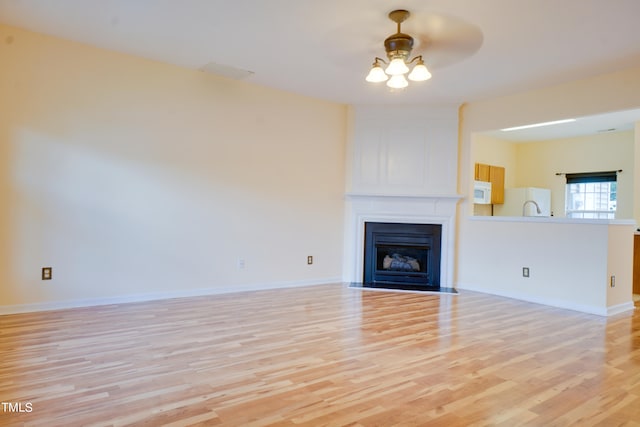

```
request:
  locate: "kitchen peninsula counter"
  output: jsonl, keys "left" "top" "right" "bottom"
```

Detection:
{"left": 460, "top": 216, "right": 636, "bottom": 316}
{"left": 470, "top": 216, "right": 636, "bottom": 225}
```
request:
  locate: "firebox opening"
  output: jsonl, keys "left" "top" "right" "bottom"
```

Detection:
{"left": 364, "top": 222, "right": 442, "bottom": 290}
{"left": 377, "top": 246, "right": 427, "bottom": 273}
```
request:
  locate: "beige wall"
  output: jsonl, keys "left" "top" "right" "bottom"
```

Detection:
{"left": 607, "top": 223, "right": 634, "bottom": 307}
{"left": 461, "top": 218, "right": 634, "bottom": 315}
{"left": 636, "top": 122, "right": 640, "bottom": 221}
{"left": 0, "top": 24, "right": 347, "bottom": 308}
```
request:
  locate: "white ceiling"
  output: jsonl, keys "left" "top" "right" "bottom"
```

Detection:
{"left": 483, "top": 108, "right": 640, "bottom": 142}
{"left": 1, "top": 0, "right": 640, "bottom": 138}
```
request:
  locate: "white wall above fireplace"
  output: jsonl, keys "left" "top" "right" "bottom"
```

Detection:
{"left": 346, "top": 105, "right": 459, "bottom": 196}
{"left": 344, "top": 105, "right": 462, "bottom": 287}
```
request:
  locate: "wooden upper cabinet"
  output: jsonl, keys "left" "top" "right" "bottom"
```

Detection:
{"left": 474, "top": 163, "right": 490, "bottom": 181}
{"left": 489, "top": 166, "right": 505, "bottom": 204}
{"left": 474, "top": 163, "right": 505, "bottom": 204}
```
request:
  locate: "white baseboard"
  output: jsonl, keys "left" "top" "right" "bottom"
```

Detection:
{"left": 4, "top": 280, "right": 633, "bottom": 317}
{"left": 606, "top": 301, "right": 636, "bottom": 316}
{"left": 0, "top": 277, "right": 343, "bottom": 315}
{"left": 456, "top": 283, "right": 635, "bottom": 317}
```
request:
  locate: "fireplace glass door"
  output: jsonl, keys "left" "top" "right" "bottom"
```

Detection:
{"left": 364, "top": 222, "right": 441, "bottom": 289}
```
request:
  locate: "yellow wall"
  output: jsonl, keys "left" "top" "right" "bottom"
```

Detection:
{"left": 471, "top": 134, "right": 517, "bottom": 216}
{"left": 472, "top": 134, "right": 517, "bottom": 188}
{"left": 0, "top": 24, "right": 347, "bottom": 308}
{"left": 515, "top": 131, "right": 634, "bottom": 218}
{"left": 472, "top": 131, "right": 634, "bottom": 218}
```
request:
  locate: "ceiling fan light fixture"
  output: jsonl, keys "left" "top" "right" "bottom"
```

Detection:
{"left": 385, "top": 57, "right": 409, "bottom": 75}
{"left": 386, "top": 74, "right": 409, "bottom": 89}
{"left": 366, "top": 9, "right": 432, "bottom": 90}
{"left": 408, "top": 58, "right": 432, "bottom": 82}
{"left": 365, "top": 59, "right": 389, "bottom": 82}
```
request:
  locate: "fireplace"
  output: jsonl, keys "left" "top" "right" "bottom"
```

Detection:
{"left": 363, "top": 222, "right": 442, "bottom": 291}
{"left": 344, "top": 193, "right": 460, "bottom": 290}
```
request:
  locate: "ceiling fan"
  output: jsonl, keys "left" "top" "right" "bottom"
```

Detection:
{"left": 364, "top": 9, "right": 484, "bottom": 89}
{"left": 366, "top": 10, "right": 431, "bottom": 88}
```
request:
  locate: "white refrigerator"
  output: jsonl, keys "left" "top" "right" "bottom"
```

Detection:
{"left": 494, "top": 187, "right": 552, "bottom": 217}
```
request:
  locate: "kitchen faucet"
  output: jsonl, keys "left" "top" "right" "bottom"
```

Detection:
{"left": 522, "top": 200, "right": 541, "bottom": 216}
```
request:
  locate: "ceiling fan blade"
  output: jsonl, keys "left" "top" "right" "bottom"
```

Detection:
{"left": 320, "top": 9, "right": 483, "bottom": 73}
{"left": 407, "top": 12, "right": 484, "bottom": 69}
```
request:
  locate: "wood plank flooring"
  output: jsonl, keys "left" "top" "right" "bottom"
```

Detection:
{"left": 1, "top": 284, "right": 639, "bottom": 426}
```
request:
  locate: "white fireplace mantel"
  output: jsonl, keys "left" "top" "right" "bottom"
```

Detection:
{"left": 345, "top": 192, "right": 463, "bottom": 201}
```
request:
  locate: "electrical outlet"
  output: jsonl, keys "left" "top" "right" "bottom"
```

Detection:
{"left": 237, "top": 258, "right": 245, "bottom": 270}
{"left": 522, "top": 267, "right": 530, "bottom": 278}
{"left": 610, "top": 275, "right": 616, "bottom": 287}
{"left": 307, "top": 256, "right": 313, "bottom": 265}
{"left": 42, "top": 267, "right": 52, "bottom": 280}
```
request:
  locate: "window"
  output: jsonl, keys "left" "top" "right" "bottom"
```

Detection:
{"left": 565, "top": 171, "right": 617, "bottom": 219}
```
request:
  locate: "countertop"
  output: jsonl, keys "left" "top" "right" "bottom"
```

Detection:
{"left": 470, "top": 216, "right": 636, "bottom": 226}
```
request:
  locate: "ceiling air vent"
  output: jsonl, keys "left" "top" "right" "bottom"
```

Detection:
{"left": 199, "top": 62, "right": 255, "bottom": 80}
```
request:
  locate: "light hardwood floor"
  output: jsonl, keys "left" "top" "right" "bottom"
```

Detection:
{"left": 1, "top": 284, "right": 639, "bottom": 426}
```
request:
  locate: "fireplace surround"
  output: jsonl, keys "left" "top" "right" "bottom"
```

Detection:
{"left": 343, "top": 194, "right": 461, "bottom": 289}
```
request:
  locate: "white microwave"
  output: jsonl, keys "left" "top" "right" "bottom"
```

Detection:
{"left": 473, "top": 180, "right": 492, "bottom": 204}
